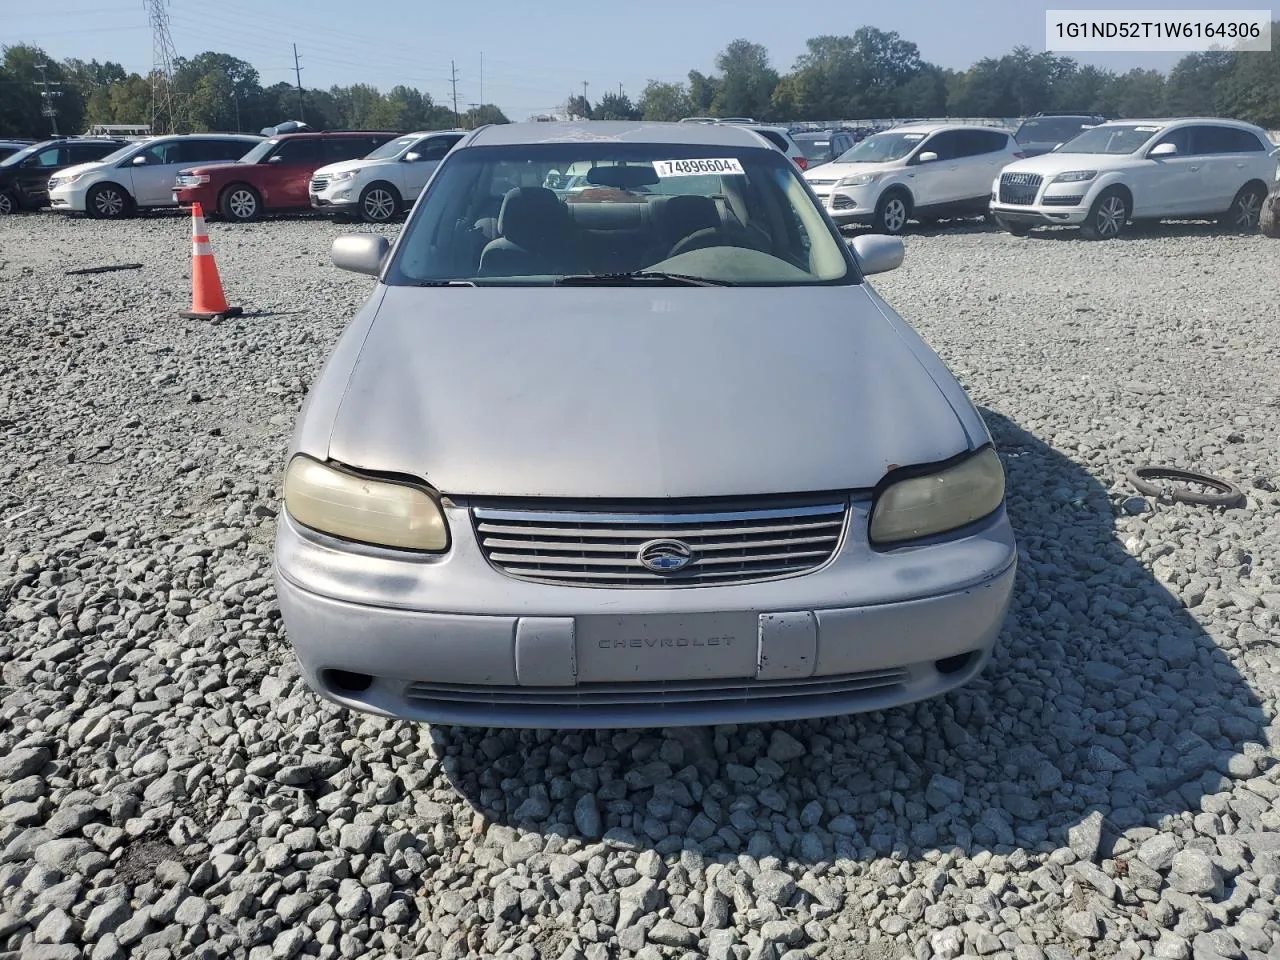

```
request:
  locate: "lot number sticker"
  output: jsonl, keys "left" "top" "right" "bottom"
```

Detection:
{"left": 654, "top": 158, "right": 745, "bottom": 177}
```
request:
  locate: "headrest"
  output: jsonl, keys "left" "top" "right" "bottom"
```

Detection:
{"left": 497, "top": 187, "right": 570, "bottom": 248}
{"left": 654, "top": 194, "right": 720, "bottom": 242}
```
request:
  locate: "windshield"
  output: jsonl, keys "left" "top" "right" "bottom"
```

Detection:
{"left": 1015, "top": 117, "right": 1095, "bottom": 144}
{"left": 387, "top": 143, "right": 854, "bottom": 287}
{"left": 95, "top": 143, "right": 140, "bottom": 165}
{"left": 365, "top": 135, "right": 418, "bottom": 161}
{"left": 835, "top": 131, "right": 926, "bottom": 164}
{"left": 238, "top": 139, "right": 280, "bottom": 163}
{"left": 1056, "top": 124, "right": 1162, "bottom": 155}
{"left": 795, "top": 138, "right": 833, "bottom": 161}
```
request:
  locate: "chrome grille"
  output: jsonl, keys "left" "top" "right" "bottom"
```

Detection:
{"left": 830, "top": 195, "right": 855, "bottom": 210}
{"left": 309, "top": 176, "right": 329, "bottom": 193}
{"left": 807, "top": 178, "right": 838, "bottom": 186}
{"left": 406, "top": 668, "right": 908, "bottom": 707}
{"left": 473, "top": 500, "right": 847, "bottom": 588}
{"left": 998, "top": 172, "right": 1042, "bottom": 205}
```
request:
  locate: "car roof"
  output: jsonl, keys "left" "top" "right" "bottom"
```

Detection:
{"left": 1099, "top": 117, "right": 1262, "bottom": 129}
{"left": 272, "top": 130, "right": 400, "bottom": 140}
{"left": 465, "top": 121, "right": 769, "bottom": 149}
{"left": 891, "top": 122, "right": 1009, "bottom": 135}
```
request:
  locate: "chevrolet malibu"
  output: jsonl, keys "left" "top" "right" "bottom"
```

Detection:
{"left": 274, "top": 121, "right": 1017, "bottom": 728}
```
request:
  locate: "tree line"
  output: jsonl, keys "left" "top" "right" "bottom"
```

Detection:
{"left": 0, "top": 47, "right": 508, "bottom": 138}
{"left": 3, "top": 25, "right": 1278, "bottom": 140}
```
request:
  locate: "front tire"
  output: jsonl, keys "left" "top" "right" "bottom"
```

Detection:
{"left": 86, "top": 182, "right": 132, "bottom": 219}
{"left": 359, "top": 182, "right": 401, "bottom": 223}
{"left": 220, "top": 184, "right": 262, "bottom": 222}
{"left": 871, "top": 191, "right": 910, "bottom": 235}
{"left": 1261, "top": 187, "right": 1280, "bottom": 239}
{"left": 0, "top": 190, "right": 18, "bottom": 215}
{"left": 1079, "top": 188, "right": 1128, "bottom": 240}
{"left": 1220, "top": 183, "right": 1266, "bottom": 232}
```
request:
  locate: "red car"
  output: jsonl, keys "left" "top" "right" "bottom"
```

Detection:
{"left": 174, "top": 131, "right": 401, "bottom": 221}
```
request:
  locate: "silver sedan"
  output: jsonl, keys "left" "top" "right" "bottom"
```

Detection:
{"left": 273, "top": 121, "right": 1017, "bottom": 728}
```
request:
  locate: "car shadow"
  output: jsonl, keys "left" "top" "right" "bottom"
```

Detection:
{"left": 431, "top": 406, "right": 1265, "bottom": 868}
{"left": 1017, "top": 219, "right": 1248, "bottom": 242}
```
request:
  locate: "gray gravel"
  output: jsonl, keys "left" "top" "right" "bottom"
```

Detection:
{"left": 2, "top": 211, "right": 1279, "bottom": 960}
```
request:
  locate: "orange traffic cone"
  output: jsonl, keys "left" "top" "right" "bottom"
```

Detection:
{"left": 181, "top": 202, "right": 242, "bottom": 320}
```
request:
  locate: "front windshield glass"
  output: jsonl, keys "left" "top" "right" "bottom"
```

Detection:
{"left": 834, "top": 131, "right": 926, "bottom": 164}
{"left": 365, "top": 136, "right": 417, "bottom": 161}
{"left": 1, "top": 143, "right": 44, "bottom": 167}
{"left": 1056, "top": 124, "right": 1162, "bottom": 155}
{"left": 238, "top": 139, "right": 279, "bottom": 163}
{"left": 97, "top": 143, "right": 139, "bottom": 165}
{"left": 795, "top": 138, "right": 833, "bottom": 161}
{"left": 1015, "top": 117, "right": 1094, "bottom": 144}
{"left": 387, "top": 143, "right": 855, "bottom": 287}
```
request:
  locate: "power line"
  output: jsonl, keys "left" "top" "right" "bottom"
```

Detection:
{"left": 450, "top": 60, "right": 459, "bottom": 125}
{"left": 292, "top": 43, "right": 305, "bottom": 121}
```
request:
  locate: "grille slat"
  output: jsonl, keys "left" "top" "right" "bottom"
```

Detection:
{"left": 998, "top": 172, "right": 1043, "bottom": 205}
{"left": 309, "top": 176, "right": 329, "bottom": 192}
{"left": 830, "top": 196, "right": 855, "bottom": 210}
{"left": 406, "top": 668, "right": 908, "bottom": 706}
{"left": 473, "top": 500, "right": 847, "bottom": 588}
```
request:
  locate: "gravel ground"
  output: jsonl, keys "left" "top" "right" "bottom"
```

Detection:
{"left": 1, "top": 211, "right": 1279, "bottom": 960}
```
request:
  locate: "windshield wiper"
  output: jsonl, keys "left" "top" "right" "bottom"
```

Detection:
{"left": 405, "top": 279, "right": 477, "bottom": 287}
{"left": 555, "top": 271, "right": 731, "bottom": 287}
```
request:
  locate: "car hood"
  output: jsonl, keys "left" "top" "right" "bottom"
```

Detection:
{"left": 49, "top": 161, "right": 106, "bottom": 180}
{"left": 1000, "top": 153, "right": 1128, "bottom": 176}
{"left": 323, "top": 285, "right": 972, "bottom": 499}
{"left": 805, "top": 160, "right": 895, "bottom": 181}
{"left": 313, "top": 158, "right": 376, "bottom": 177}
{"left": 182, "top": 161, "right": 250, "bottom": 177}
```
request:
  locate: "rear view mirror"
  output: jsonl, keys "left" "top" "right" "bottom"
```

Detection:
{"left": 1149, "top": 142, "right": 1178, "bottom": 158}
{"left": 917, "top": 151, "right": 938, "bottom": 163}
{"left": 331, "top": 234, "right": 390, "bottom": 277}
{"left": 849, "top": 234, "right": 905, "bottom": 275}
{"left": 403, "top": 152, "right": 422, "bottom": 162}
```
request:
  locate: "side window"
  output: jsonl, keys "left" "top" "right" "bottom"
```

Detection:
{"left": 985, "top": 131, "right": 1013, "bottom": 154}
{"left": 138, "top": 141, "right": 182, "bottom": 165}
{"left": 31, "top": 146, "right": 68, "bottom": 167}
{"left": 919, "top": 131, "right": 961, "bottom": 162}
{"left": 274, "top": 139, "right": 322, "bottom": 163}
{"left": 1152, "top": 127, "right": 1194, "bottom": 156}
{"left": 324, "top": 138, "right": 373, "bottom": 163}
{"left": 72, "top": 142, "right": 114, "bottom": 163}
{"left": 178, "top": 139, "right": 221, "bottom": 164}
{"left": 1197, "top": 126, "right": 1265, "bottom": 154}
{"left": 231, "top": 139, "right": 258, "bottom": 160}
{"left": 417, "top": 137, "right": 455, "bottom": 162}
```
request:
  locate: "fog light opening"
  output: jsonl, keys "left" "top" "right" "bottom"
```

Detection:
{"left": 935, "top": 652, "right": 977, "bottom": 676}
{"left": 324, "top": 669, "right": 373, "bottom": 693}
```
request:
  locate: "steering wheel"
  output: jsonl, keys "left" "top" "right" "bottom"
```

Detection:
{"left": 668, "top": 227, "right": 750, "bottom": 259}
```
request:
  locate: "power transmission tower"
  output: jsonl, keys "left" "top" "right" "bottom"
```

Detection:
{"left": 145, "top": 0, "right": 184, "bottom": 133}
{"left": 35, "top": 62, "right": 61, "bottom": 136}
{"left": 292, "top": 44, "right": 305, "bottom": 121}
{"left": 450, "top": 61, "right": 460, "bottom": 126}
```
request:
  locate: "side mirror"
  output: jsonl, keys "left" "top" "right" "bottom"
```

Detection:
{"left": 849, "top": 234, "right": 904, "bottom": 275}
{"left": 1149, "top": 142, "right": 1178, "bottom": 158}
{"left": 1053, "top": 143, "right": 1064, "bottom": 151}
{"left": 132, "top": 155, "right": 149, "bottom": 165}
{"left": 916, "top": 151, "right": 938, "bottom": 163}
{"left": 331, "top": 234, "right": 390, "bottom": 277}
{"left": 403, "top": 152, "right": 422, "bottom": 162}
{"left": 268, "top": 155, "right": 284, "bottom": 163}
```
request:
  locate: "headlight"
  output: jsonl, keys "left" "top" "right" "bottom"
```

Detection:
{"left": 1051, "top": 170, "right": 1097, "bottom": 184}
{"left": 869, "top": 447, "right": 1005, "bottom": 545}
{"left": 49, "top": 173, "right": 82, "bottom": 188}
{"left": 836, "top": 173, "right": 880, "bottom": 187}
{"left": 330, "top": 169, "right": 360, "bottom": 182}
{"left": 283, "top": 455, "right": 448, "bottom": 552}
{"left": 176, "top": 174, "right": 210, "bottom": 187}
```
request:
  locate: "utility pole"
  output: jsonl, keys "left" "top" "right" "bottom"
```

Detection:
{"left": 35, "top": 62, "right": 60, "bottom": 136}
{"left": 582, "top": 81, "right": 588, "bottom": 105}
{"left": 480, "top": 51, "right": 484, "bottom": 107}
{"left": 450, "top": 60, "right": 460, "bottom": 126}
{"left": 619, "top": 83, "right": 623, "bottom": 98}
{"left": 292, "top": 44, "right": 305, "bottom": 121}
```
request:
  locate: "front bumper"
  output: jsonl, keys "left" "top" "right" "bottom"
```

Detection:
{"left": 989, "top": 177, "right": 1094, "bottom": 226}
{"left": 989, "top": 201, "right": 1089, "bottom": 226}
{"left": 812, "top": 185, "right": 875, "bottom": 225}
{"left": 273, "top": 499, "right": 1018, "bottom": 728}
{"left": 310, "top": 191, "right": 360, "bottom": 213}
{"left": 172, "top": 185, "right": 217, "bottom": 210}
{"left": 47, "top": 183, "right": 89, "bottom": 212}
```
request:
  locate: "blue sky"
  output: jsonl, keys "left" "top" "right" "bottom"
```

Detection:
{"left": 3, "top": 0, "right": 1263, "bottom": 119}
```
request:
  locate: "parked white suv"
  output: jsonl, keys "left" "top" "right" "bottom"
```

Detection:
{"left": 309, "top": 130, "right": 465, "bottom": 222}
{"left": 990, "top": 118, "right": 1279, "bottom": 239}
{"left": 47, "top": 134, "right": 261, "bottom": 218}
{"left": 804, "top": 123, "right": 1022, "bottom": 233}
